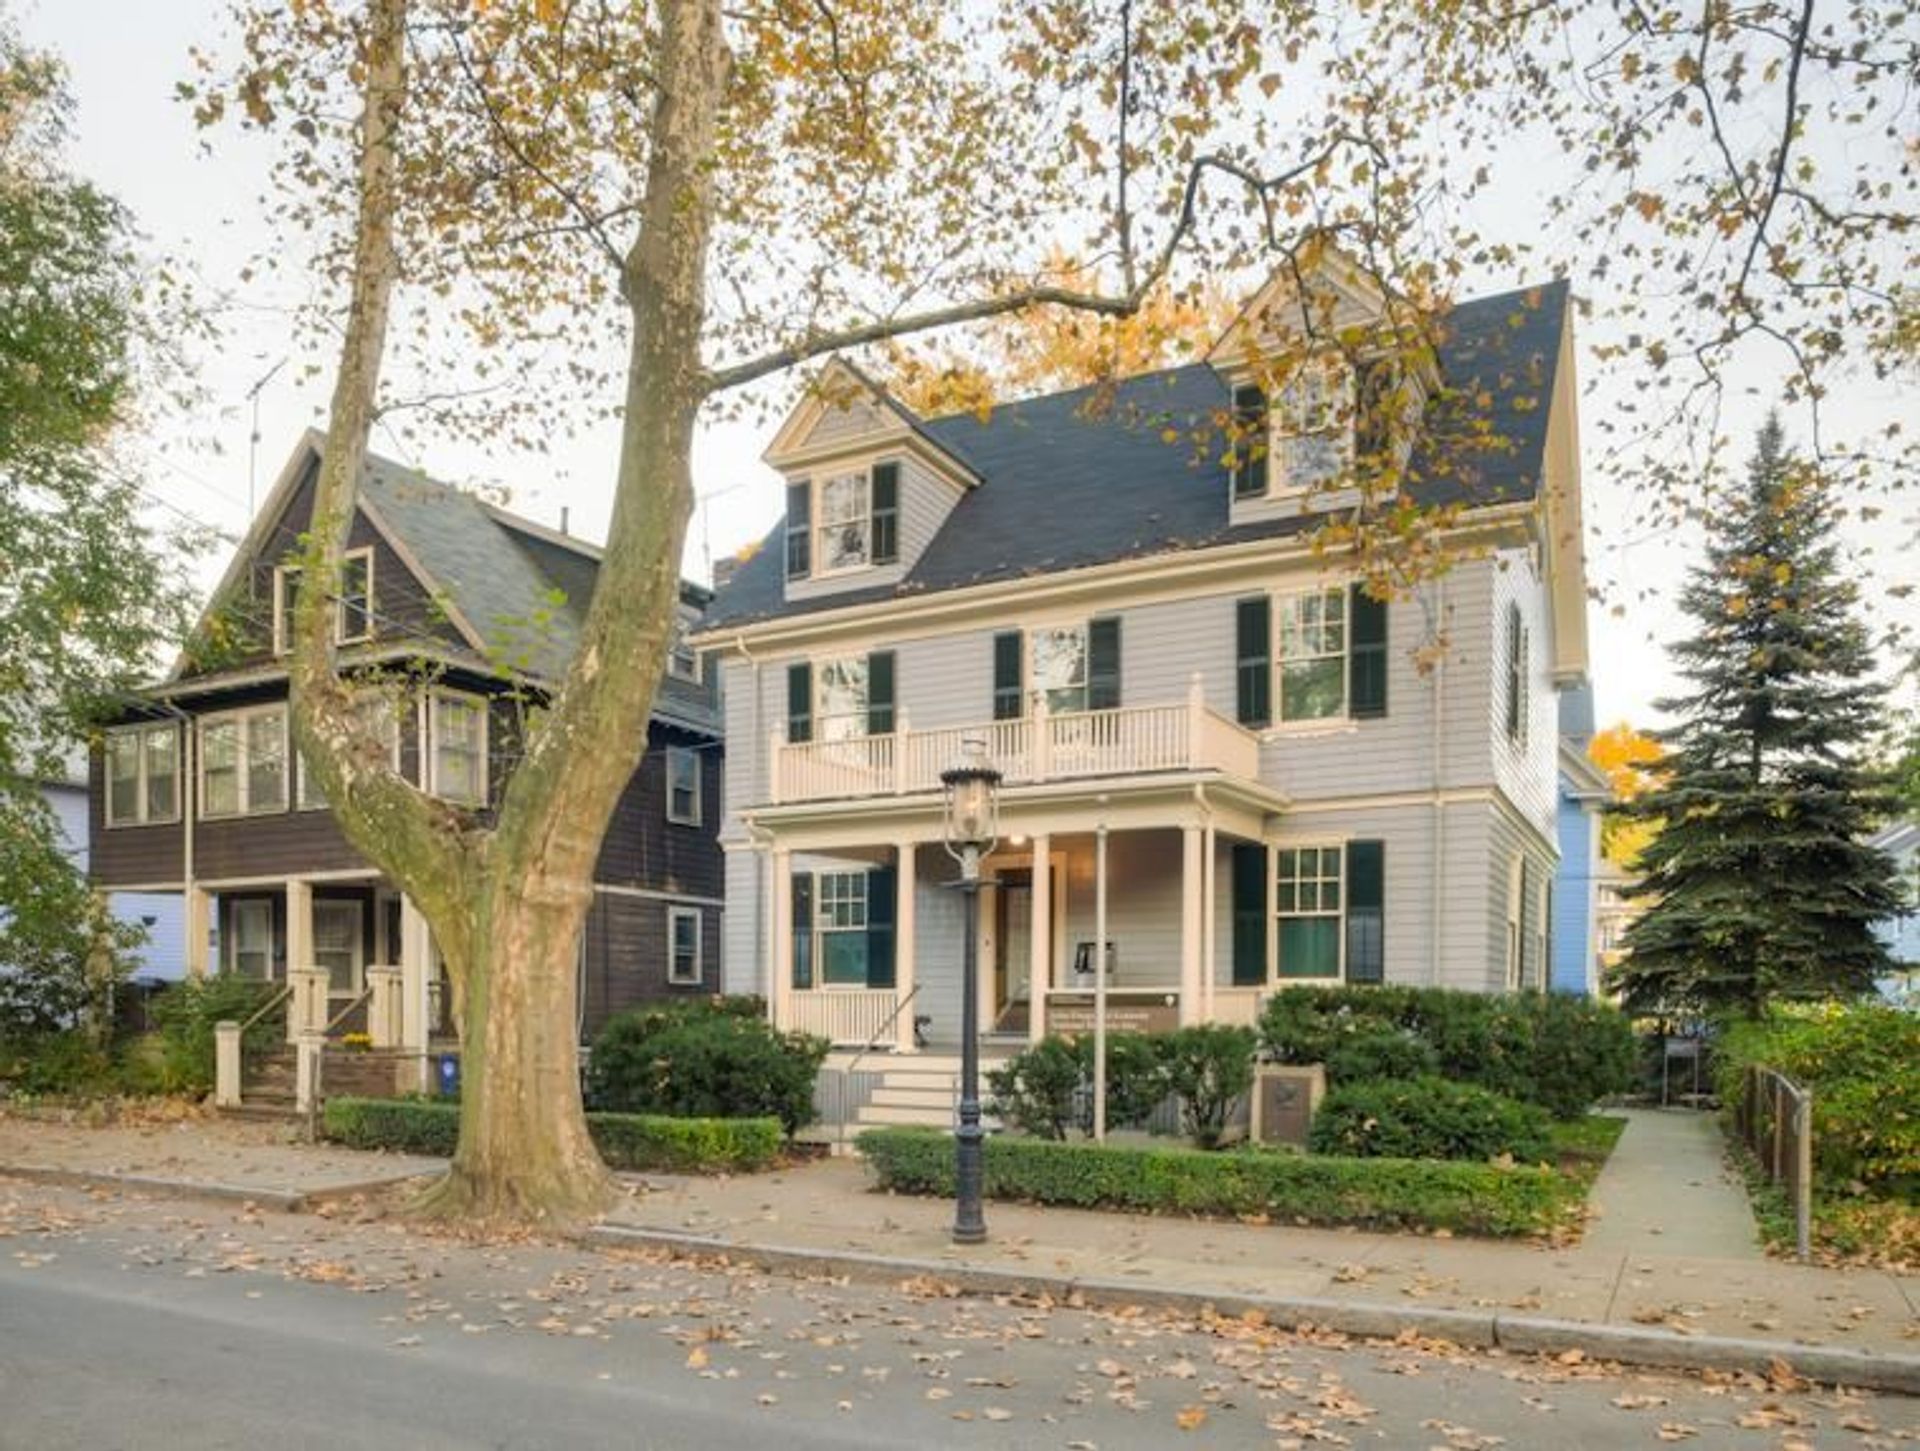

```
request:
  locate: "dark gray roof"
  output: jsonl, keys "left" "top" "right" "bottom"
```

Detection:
{"left": 354, "top": 454, "right": 719, "bottom": 735}
{"left": 705, "top": 279, "right": 1569, "bottom": 631}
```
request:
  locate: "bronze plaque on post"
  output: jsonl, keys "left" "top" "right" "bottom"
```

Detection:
{"left": 1251, "top": 1064, "right": 1326, "bottom": 1147}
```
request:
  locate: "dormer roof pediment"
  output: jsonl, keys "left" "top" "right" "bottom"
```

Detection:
{"left": 764, "top": 357, "right": 981, "bottom": 489}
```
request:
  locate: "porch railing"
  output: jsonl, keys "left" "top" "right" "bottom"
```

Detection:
{"left": 771, "top": 679, "right": 1261, "bottom": 805}
{"left": 1733, "top": 1064, "right": 1814, "bottom": 1262}
{"left": 788, "top": 988, "right": 901, "bottom": 1046}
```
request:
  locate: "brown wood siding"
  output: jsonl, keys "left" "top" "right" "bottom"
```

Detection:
{"left": 88, "top": 746, "right": 185, "bottom": 886}
{"left": 592, "top": 723, "right": 723, "bottom": 899}
{"left": 580, "top": 893, "right": 720, "bottom": 1038}
{"left": 178, "top": 459, "right": 465, "bottom": 681}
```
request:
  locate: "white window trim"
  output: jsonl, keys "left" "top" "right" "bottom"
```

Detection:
{"left": 665, "top": 745, "right": 702, "bottom": 827}
{"left": 1274, "top": 585, "right": 1349, "bottom": 725}
{"left": 427, "top": 689, "right": 489, "bottom": 806}
{"left": 297, "top": 692, "right": 406, "bottom": 811}
{"left": 227, "top": 897, "right": 276, "bottom": 979}
{"left": 1273, "top": 841, "right": 1346, "bottom": 985}
{"left": 312, "top": 897, "right": 366, "bottom": 999}
{"left": 197, "top": 704, "right": 290, "bottom": 820}
{"left": 274, "top": 547, "right": 375, "bottom": 655}
{"left": 667, "top": 636, "right": 701, "bottom": 683}
{"left": 1267, "top": 356, "right": 1356, "bottom": 500}
{"left": 814, "top": 868, "right": 872, "bottom": 991}
{"left": 667, "top": 905, "right": 704, "bottom": 986}
{"left": 814, "top": 655, "right": 871, "bottom": 742}
{"left": 104, "top": 721, "right": 182, "bottom": 828}
{"left": 1028, "top": 622, "right": 1090, "bottom": 717}
{"left": 812, "top": 469, "right": 874, "bottom": 579}
{"left": 1506, "top": 855, "right": 1525, "bottom": 991}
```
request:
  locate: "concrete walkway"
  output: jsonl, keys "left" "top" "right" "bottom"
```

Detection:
{"left": 1579, "top": 1108, "right": 1761, "bottom": 1260}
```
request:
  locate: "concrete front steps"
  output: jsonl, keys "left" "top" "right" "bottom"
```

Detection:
{"left": 801, "top": 1050, "right": 1015, "bottom": 1151}
{"left": 221, "top": 1044, "right": 423, "bottom": 1119}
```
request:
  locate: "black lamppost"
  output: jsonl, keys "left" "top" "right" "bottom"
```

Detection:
{"left": 941, "top": 737, "right": 1002, "bottom": 1246}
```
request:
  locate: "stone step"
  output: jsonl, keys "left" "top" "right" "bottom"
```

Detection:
{"left": 853, "top": 1102, "right": 955, "bottom": 1127}
{"left": 868, "top": 1084, "right": 958, "bottom": 1110}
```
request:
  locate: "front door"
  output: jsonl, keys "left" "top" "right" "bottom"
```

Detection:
{"left": 994, "top": 871, "right": 1034, "bottom": 1033}
{"left": 313, "top": 899, "right": 365, "bottom": 998}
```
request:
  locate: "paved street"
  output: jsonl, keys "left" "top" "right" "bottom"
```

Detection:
{"left": 2, "top": 1178, "right": 1912, "bottom": 1449}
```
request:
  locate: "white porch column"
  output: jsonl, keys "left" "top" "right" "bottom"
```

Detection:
{"left": 1028, "top": 834, "right": 1051, "bottom": 1043}
{"left": 771, "top": 846, "right": 794, "bottom": 1031}
{"left": 366, "top": 966, "right": 403, "bottom": 1048}
{"left": 186, "top": 887, "right": 214, "bottom": 979}
{"left": 894, "top": 840, "right": 918, "bottom": 1053}
{"left": 1180, "top": 825, "right": 1204, "bottom": 1024}
{"left": 285, "top": 879, "right": 314, "bottom": 1043}
{"left": 1202, "top": 822, "right": 1217, "bottom": 1022}
{"left": 398, "top": 895, "right": 432, "bottom": 1093}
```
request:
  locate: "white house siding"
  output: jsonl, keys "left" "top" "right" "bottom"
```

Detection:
{"left": 1484, "top": 796, "right": 1560, "bottom": 992}
{"left": 804, "top": 395, "right": 889, "bottom": 448}
{"left": 1056, "top": 829, "right": 1185, "bottom": 988}
{"left": 721, "top": 849, "right": 764, "bottom": 997}
{"left": 897, "top": 455, "right": 958, "bottom": 576}
{"left": 1488, "top": 547, "right": 1560, "bottom": 841}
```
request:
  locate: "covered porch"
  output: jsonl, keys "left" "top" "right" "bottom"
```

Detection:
{"left": 756, "top": 774, "right": 1288, "bottom": 1051}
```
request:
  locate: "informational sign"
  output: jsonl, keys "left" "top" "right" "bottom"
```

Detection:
{"left": 1047, "top": 991, "right": 1180, "bottom": 1037}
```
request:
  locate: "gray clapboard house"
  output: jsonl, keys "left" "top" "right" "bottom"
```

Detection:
{"left": 693, "top": 255, "right": 1590, "bottom": 1127}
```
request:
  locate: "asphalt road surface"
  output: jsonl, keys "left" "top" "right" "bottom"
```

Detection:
{"left": 0, "top": 1179, "right": 1910, "bottom": 1449}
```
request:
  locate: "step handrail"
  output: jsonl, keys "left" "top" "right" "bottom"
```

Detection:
{"left": 324, "top": 985, "right": 373, "bottom": 1037}
{"left": 830, "top": 983, "right": 924, "bottom": 1139}
{"left": 237, "top": 982, "right": 293, "bottom": 1037}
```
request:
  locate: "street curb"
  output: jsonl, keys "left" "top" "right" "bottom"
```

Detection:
{"left": 0, "top": 1164, "right": 309, "bottom": 1212}
{"left": 583, "top": 1223, "right": 1920, "bottom": 1397}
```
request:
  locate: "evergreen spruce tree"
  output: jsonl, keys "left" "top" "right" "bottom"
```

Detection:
{"left": 1609, "top": 415, "right": 1900, "bottom": 1016}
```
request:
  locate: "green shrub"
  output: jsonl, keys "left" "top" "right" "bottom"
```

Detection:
{"left": 320, "top": 1096, "right": 783, "bottom": 1172}
{"left": 587, "top": 1001, "right": 828, "bottom": 1134}
{"left": 148, "top": 976, "right": 282, "bottom": 1095}
{"left": 1310, "top": 1076, "right": 1554, "bottom": 1163}
{"left": 987, "top": 1037, "right": 1083, "bottom": 1140}
{"left": 1322, "top": 1027, "right": 1438, "bottom": 1086}
{"left": 1713, "top": 1002, "right": 1920, "bottom": 1198}
{"left": 1155, "top": 1025, "right": 1256, "bottom": 1148}
{"left": 0, "top": 1033, "right": 118, "bottom": 1095}
{"left": 1259, "top": 986, "right": 1636, "bottom": 1119}
{"left": 856, "top": 1127, "right": 1579, "bottom": 1238}
{"left": 1098, "top": 1032, "right": 1168, "bottom": 1130}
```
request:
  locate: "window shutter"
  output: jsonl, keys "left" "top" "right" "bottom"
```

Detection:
{"left": 992, "top": 631, "right": 1024, "bottom": 720}
{"left": 784, "top": 482, "right": 811, "bottom": 580}
{"left": 870, "top": 462, "right": 900, "bottom": 565}
{"left": 1230, "top": 843, "right": 1268, "bottom": 986}
{"left": 791, "top": 872, "right": 814, "bottom": 990}
{"left": 1235, "top": 596, "right": 1271, "bottom": 727}
{"left": 786, "top": 661, "right": 813, "bottom": 743}
{"left": 1231, "top": 384, "right": 1268, "bottom": 499}
{"left": 1348, "top": 583, "right": 1388, "bottom": 720}
{"left": 1345, "top": 840, "right": 1385, "bottom": 984}
{"left": 866, "top": 865, "right": 897, "bottom": 989}
{"left": 1087, "top": 616, "right": 1122, "bottom": 711}
{"left": 1504, "top": 602, "right": 1524, "bottom": 742}
{"left": 1518, "top": 856, "right": 1534, "bottom": 989}
{"left": 867, "top": 650, "right": 896, "bottom": 735}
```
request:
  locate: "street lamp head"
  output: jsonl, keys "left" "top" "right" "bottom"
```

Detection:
{"left": 940, "top": 736, "right": 1002, "bottom": 861}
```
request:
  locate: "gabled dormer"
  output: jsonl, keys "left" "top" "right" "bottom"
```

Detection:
{"left": 1209, "top": 247, "right": 1438, "bottom": 528}
{"left": 764, "top": 359, "right": 979, "bottom": 603}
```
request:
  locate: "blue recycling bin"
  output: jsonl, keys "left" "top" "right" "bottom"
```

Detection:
{"left": 437, "top": 1052, "right": 460, "bottom": 1099}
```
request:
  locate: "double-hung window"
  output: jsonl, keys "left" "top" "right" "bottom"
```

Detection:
{"left": 1271, "top": 358, "right": 1354, "bottom": 495}
{"left": 1277, "top": 588, "right": 1347, "bottom": 721}
{"left": 274, "top": 548, "right": 374, "bottom": 654}
{"left": 1029, "top": 626, "right": 1089, "bottom": 714}
{"left": 199, "top": 705, "right": 288, "bottom": 818}
{"left": 105, "top": 722, "right": 181, "bottom": 826}
{"left": 667, "top": 906, "right": 703, "bottom": 986}
{"left": 298, "top": 692, "right": 403, "bottom": 810}
{"left": 1276, "top": 846, "right": 1344, "bottom": 980}
{"left": 789, "top": 462, "right": 900, "bottom": 582}
{"left": 1504, "top": 602, "right": 1531, "bottom": 745}
{"left": 817, "top": 870, "right": 870, "bottom": 986}
{"left": 429, "top": 691, "right": 487, "bottom": 806}
{"left": 815, "top": 657, "right": 870, "bottom": 742}
{"left": 817, "top": 471, "right": 871, "bottom": 573}
{"left": 665, "top": 745, "right": 701, "bottom": 825}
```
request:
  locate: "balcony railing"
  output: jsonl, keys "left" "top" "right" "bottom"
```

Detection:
{"left": 769, "top": 677, "right": 1260, "bottom": 806}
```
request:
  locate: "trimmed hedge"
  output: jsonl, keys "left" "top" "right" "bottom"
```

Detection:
{"left": 321, "top": 1096, "right": 783, "bottom": 1173}
{"left": 857, "top": 1126, "right": 1580, "bottom": 1238}
{"left": 1309, "top": 1076, "right": 1555, "bottom": 1163}
{"left": 1260, "top": 985, "right": 1636, "bottom": 1119}
{"left": 588, "top": 1001, "right": 828, "bottom": 1135}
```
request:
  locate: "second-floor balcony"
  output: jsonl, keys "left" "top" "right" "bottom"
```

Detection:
{"left": 768, "top": 678, "right": 1261, "bottom": 806}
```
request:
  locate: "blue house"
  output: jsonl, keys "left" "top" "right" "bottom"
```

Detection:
{"left": 43, "top": 765, "right": 186, "bottom": 983}
{"left": 1552, "top": 684, "right": 1611, "bottom": 996}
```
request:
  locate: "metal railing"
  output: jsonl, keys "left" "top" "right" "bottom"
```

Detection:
{"left": 1734, "top": 1064, "right": 1814, "bottom": 1262}
{"left": 822, "top": 983, "right": 923, "bottom": 1142}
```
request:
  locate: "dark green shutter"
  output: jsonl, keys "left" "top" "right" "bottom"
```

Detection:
{"left": 786, "top": 661, "right": 813, "bottom": 743}
{"left": 1349, "top": 584, "right": 1388, "bottom": 720}
{"left": 867, "top": 650, "right": 895, "bottom": 735}
{"left": 1235, "top": 596, "right": 1271, "bottom": 727}
{"left": 871, "top": 462, "right": 899, "bottom": 565}
{"left": 1345, "top": 840, "right": 1385, "bottom": 984}
{"left": 866, "top": 865, "right": 897, "bottom": 989}
{"left": 1231, "top": 843, "right": 1268, "bottom": 986}
{"left": 791, "top": 872, "right": 814, "bottom": 990}
{"left": 992, "top": 631, "right": 1023, "bottom": 720}
{"left": 784, "top": 482, "right": 811, "bottom": 579}
{"left": 1504, "top": 602, "right": 1524, "bottom": 741}
{"left": 1231, "top": 384, "right": 1268, "bottom": 499}
{"left": 1087, "top": 616, "right": 1121, "bottom": 711}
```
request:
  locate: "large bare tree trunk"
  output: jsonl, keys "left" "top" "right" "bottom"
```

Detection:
{"left": 288, "top": 0, "right": 728, "bottom": 1227}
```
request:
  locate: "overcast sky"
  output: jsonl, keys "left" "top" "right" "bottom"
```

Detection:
{"left": 18, "top": 0, "right": 1917, "bottom": 734}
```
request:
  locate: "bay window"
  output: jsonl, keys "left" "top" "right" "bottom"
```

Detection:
{"left": 298, "top": 692, "right": 403, "bottom": 809}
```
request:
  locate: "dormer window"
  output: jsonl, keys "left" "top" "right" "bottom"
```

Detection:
{"left": 274, "top": 547, "right": 374, "bottom": 654}
{"left": 1228, "top": 357, "right": 1357, "bottom": 503}
{"left": 785, "top": 462, "right": 900, "bottom": 582}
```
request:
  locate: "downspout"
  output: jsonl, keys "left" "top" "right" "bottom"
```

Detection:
{"left": 1429, "top": 577, "right": 1447, "bottom": 987}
